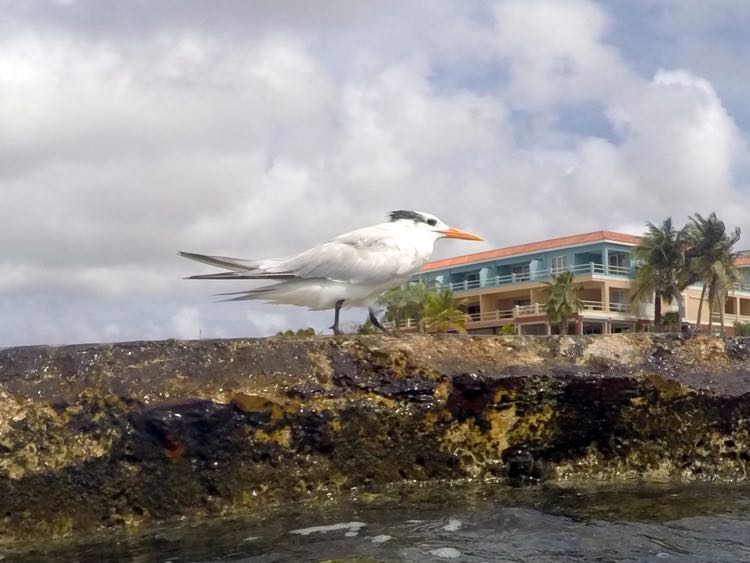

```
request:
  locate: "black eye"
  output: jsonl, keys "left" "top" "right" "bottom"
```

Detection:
{"left": 426, "top": 218, "right": 437, "bottom": 226}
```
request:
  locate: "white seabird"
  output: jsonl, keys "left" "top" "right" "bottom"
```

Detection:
{"left": 179, "top": 210, "right": 482, "bottom": 334}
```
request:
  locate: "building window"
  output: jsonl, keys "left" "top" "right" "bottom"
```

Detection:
{"left": 610, "top": 288, "right": 628, "bottom": 304}
{"left": 511, "top": 263, "right": 530, "bottom": 282}
{"left": 608, "top": 252, "right": 629, "bottom": 273}
{"left": 466, "top": 271, "right": 480, "bottom": 288}
{"left": 609, "top": 253, "right": 627, "bottom": 267}
{"left": 551, "top": 255, "right": 568, "bottom": 274}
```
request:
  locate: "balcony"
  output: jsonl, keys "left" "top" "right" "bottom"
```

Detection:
{"left": 468, "top": 303, "right": 547, "bottom": 323}
{"left": 443, "top": 262, "right": 632, "bottom": 293}
{"left": 582, "top": 300, "right": 631, "bottom": 313}
{"left": 383, "top": 300, "right": 634, "bottom": 331}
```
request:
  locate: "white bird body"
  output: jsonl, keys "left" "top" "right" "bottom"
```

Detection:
{"left": 180, "top": 210, "right": 482, "bottom": 333}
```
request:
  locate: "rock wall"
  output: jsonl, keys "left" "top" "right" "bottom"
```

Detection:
{"left": 1, "top": 334, "right": 750, "bottom": 543}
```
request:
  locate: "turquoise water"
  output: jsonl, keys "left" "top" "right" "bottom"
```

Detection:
{"left": 7, "top": 481, "right": 750, "bottom": 562}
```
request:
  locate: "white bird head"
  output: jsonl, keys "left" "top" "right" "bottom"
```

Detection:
{"left": 388, "top": 210, "right": 483, "bottom": 241}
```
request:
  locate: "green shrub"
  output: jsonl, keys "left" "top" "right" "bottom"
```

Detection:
{"left": 735, "top": 322, "right": 750, "bottom": 337}
{"left": 499, "top": 324, "right": 516, "bottom": 335}
{"left": 275, "top": 328, "right": 317, "bottom": 337}
{"left": 662, "top": 312, "right": 680, "bottom": 330}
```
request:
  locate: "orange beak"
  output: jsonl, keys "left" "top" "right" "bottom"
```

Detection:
{"left": 439, "top": 227, "right": 483, "bottom": 241}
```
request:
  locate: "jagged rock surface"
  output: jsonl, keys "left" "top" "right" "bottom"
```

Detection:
{"left": 1, "top": 334, "right": 750, "bottom": 542}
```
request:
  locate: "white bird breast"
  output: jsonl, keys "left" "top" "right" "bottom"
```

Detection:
{"left": 258, "top": 275, "right": 416, "bottom": 311}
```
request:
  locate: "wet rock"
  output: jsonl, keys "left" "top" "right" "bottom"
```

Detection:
{"left": 2, "top": 334, "right": 750, "bottom": 543}
{"left": 230, "top": 392, "right": 286, "bottom": 423}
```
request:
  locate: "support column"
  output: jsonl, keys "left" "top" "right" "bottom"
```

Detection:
{"left": 603, "top": 282, "right": 610, "bottom": 313}
{"left": 603, "top": 246, "right": 609, "bottom": 275}
{"left": 480, "top": 294, "right": 493, "bottom": 317}
{"left": 479, "top": 267, "right": 490, "bottom": 288}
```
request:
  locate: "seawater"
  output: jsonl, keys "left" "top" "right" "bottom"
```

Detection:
{"left": 6, "top": 481, "right": 750, "bottom": 562}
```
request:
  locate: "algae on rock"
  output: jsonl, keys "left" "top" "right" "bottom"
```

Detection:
{"left": 1, "top": 334, "right": 750, "bottom": 543}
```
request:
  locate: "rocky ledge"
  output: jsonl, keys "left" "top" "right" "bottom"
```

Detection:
{"left": 1, "top": 333, "right": 750, "bottom": 543}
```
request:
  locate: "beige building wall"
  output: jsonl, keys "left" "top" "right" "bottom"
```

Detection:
{"left": 456, "top": 269, "right": 750, "bottom": 334}
{"left": 681, "top": 287, "right": 750, "bottom": 326}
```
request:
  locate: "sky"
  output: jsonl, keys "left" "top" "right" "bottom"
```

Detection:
{"left": 1, "top": 0, "right": 750, "bottom": 346}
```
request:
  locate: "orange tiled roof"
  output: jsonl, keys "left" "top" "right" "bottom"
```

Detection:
{"left": 736, "top": 256, "right": 750, "bottom": 267}
{"left": 422, "top": 231, "right": 642, "bottom": 272}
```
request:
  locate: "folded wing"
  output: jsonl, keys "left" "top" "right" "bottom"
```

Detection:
{"left": 180, "top": 225, "right": 423, "bottom": 285}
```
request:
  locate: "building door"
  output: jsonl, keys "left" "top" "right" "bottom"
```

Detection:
{"left": 511, "top": 264, "right": 530, "bottom": 282}
{"left": 551, "top": 255, "right": 568, "bottom": 274}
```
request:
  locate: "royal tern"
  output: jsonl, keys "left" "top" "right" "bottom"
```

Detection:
{"left": 179, "top": 210, "right": 482, "bottom": 335}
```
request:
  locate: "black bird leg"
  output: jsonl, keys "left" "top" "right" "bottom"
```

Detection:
{"left": 368, "top": 307, "right": 388, "bottom": 333}
{"left": 330, "top": 299, "right": 345, "bottom": 335}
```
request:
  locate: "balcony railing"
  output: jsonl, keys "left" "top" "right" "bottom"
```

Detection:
{"left": 384, "top": 301, "right": 633, "bottom": 330}
{"left": 442, "top": 262, "right": 632, "bottom": 292}
{"left": 467, "top": 303, "right": 547, "bottom": 323}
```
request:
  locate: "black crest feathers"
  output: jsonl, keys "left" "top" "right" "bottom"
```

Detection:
{"left": 388, "top": 210, "right": 426, "bottom": 223}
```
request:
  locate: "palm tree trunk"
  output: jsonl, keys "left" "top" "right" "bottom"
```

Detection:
{"left": 653, "top": 291, "right": 662, "bottom": 332}
{"left": 719, "top": 294, "right": 726, "bottom": 336}
{"left": 560, "top": 317, "right": 567, "bottom": 335}
{"left": 707, "top": 283, "right": 715, "bottom": 335}
{"left": 696, "top": 284, "right": 707, "bottom": 331}
{"left": 677, "top": 291, "right": 684, "bottom": 328}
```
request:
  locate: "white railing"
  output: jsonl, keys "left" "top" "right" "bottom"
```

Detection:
{"left": 445, "top": 262, "right": 632, "bottom": 292}
{"left": 581, "top": 300, "right": 631, "bottom": 313}
{"left": 607, "top": 264, "right": 631, "bottom": 276}
{"left": 468, "top": 304, "right": 547, "bottom": 322}
{"left": 690, "top": 281, "right": 750, "bottom": 293}
{"left": 385, "top": 301, "right": 634, "bottom": 330}
{"left": 708, "top": 312, "right": 741, "bottom": 325}
{"left": 581, "top": 300, "right": 604, "bottom": 311}
{"left": 468, "top": 309, "right": 515, "bottom": 322}
{"left": 382, "top": 318, "right": 419, "bottom": 330}
{"left": 516, "top": 303, "right": 546, "bottom": 315}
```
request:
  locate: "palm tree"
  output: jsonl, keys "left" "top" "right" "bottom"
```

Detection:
{"left": 630, "top": 218, "right": 689, "bottom": 331}
{"left": 378, "top": 281, "right": 430, "bottom": 331}
{"left": 685, "top": 213, "right": 741, "bottom": 334}
{"left": 544, "top": 271, "right": 583, "bottom": 335}
{"left": 422, "top": 287, "right": 470, "bottom": 333}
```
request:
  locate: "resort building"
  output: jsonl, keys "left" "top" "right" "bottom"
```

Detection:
{"left": 401, "top": 231, "right": 750, "bottom": 335}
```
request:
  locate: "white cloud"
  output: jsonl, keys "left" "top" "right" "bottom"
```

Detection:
{"left": 490, "top": 0, "right": 638, "bottom": 109}
{"left": 246, "top": 311, "right": 289, "bottom": 335}
{"left": 170, "top": 306, "right": 203, "bottom": 339}
{"left": 619, "top": 70, "right": 742, "bottom": 197}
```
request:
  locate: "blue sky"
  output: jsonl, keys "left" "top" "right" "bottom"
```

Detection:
{"left": 1, "top": 0, "right": 749, "bottom": 345}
